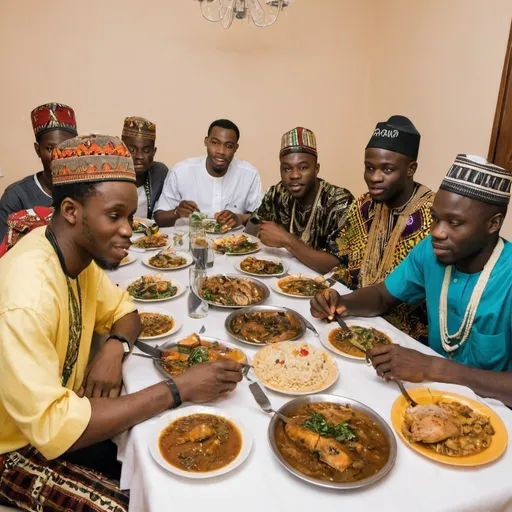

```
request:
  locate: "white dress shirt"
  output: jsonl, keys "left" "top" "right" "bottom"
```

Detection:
{"left": 134, "top": 186, "right": 148, "bottom": 218}
{"left": 154, "top": 156, "right": 262, "bottom": 217}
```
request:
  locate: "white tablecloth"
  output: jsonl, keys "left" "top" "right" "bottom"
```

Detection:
{"left": 108, "top": 229, "right": 512, "bottom": 512}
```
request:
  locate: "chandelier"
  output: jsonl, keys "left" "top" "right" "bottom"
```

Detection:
{"left": 195, "top": 0, "right": 294, "bottom": 29}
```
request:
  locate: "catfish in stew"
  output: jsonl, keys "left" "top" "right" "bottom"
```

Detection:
{"left": 275, "top": 402, "right": 390, "bottom": 483}
{"left": 159, "top": 413, "right": 242, "bottom": 472}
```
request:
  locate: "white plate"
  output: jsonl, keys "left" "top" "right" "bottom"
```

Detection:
{"left": 270, "top": 273, "right": 327, "bottom": 299}
{"left": 137, "top": 307, "right": 184, "bottom": 341}
{"left": 149, "top": 405, "right": 253, "bottom": 479}
{"left": 123, "top": 277, "right": 187, "bottom": 302}
{"left": 141, "top": 251, "right": 194, "bottom": 271}
{"left": 118, "top": 251, "right": 138, "bottom": 267}
{"left": 132, "top": 217, "right": 155, "bottom": 233}
{"left": 202, "top": 218, "right": 243, "bottom": 235}
{"left": 320, "top": 319, "right": 398, "bottom": 361}
{"left": 212, "top": 234, "right": 261, "bottom": 256}
{"left": 234, "top": 256, "right": 289, "bottom": 277}
{"left": 130, "top": 234, "right": 170, "bottom": 252}
{"left": 252, "top": 342, "right": 339, "bottom": 396}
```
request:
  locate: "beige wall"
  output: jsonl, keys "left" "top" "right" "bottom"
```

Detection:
{"left": 0, "top": 0, "right": 511, "bottom": 234}
{"left": 369, "top": 0, "right": 512, "bottom": 236}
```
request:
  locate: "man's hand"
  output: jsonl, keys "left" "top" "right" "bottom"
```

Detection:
{"left": 78, "top": 339, "right": 125, "bottom": 398}
{"left": 310, "top": 288, "right": 347, "bottom": 321}
{"left": 367, "top": 345, "right": 434, "bottom": 383}
{"left": 258, "top": 221, "right": 291, "bottom": 248}
{"left": 215, "top": 210, "right": 240, "bottom": 229}
{"left": 173, "top": 359, "right": 243, "bottom": 403}
{"left": 177, "top": 200, "right": 199, "bottom": 218}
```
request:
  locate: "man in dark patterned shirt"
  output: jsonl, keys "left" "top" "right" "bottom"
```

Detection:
{"left": 247, "top": 127, "right": 353, "bottom": 274}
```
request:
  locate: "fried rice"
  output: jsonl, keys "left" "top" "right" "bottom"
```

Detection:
{"left": 253, "top": 342, "right": 336, "bottom": 392}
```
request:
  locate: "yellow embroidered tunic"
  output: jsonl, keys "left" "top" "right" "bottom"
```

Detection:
{"left": 0, "top": 228, "right": 136, "bottom": 459}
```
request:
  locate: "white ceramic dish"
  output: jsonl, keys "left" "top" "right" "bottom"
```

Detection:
{"left": 123, "top": 277, "right": 187, "bottom": 302}
{"left": 212, "top": 234, "right": 261, "bottom": 256}
{"left": 142, "top": 251, "right": 194, "bottom": 271}
{"left": 118, "top": 251, "right": 138, "bottom": 267}
{"left": 234, "top": 256, "right": 289, "bottom": 277}
{"left": 320, "top": 318, "right": 398, "bottom": 361}
{"left": 270, "top": 273, "right": 328, "bottom": 299}
{"left": 137, "top": 307, "right": 184, "bottom": 341}
{"left": 149, "top": 405, "right": 253, "bottom": 479}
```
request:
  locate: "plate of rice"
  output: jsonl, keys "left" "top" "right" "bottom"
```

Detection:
{"left": 252, "top": 342, "right": 338, "bottom": 395}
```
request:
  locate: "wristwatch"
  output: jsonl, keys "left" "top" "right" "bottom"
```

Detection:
{"left": 107, "top": 334, "right": 131, "bottom": 361}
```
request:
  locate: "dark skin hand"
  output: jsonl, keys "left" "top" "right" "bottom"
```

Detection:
{"left": 310, "top": 285, "right": 400, "bottom": 320}
{"left": 69, "top": 360, "right": 243, "bottom": 452}
{"left": 78, "top": 311, "right": 141, "bottom": 399}
{"left": 258, "top": 221, "right": 340, "bottom": 274}
{"left": 155, "top": 200, "right": 199, "bottom": 227}
{"left": 367, "top": 344, "right": 512, "bottom": 407}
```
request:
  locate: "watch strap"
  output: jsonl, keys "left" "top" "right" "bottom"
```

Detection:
{"left": 107, "top": 334, "right": 131, "bottom": 360}
{"left": 164, "top": 378, "right": 182, "bottom": 409}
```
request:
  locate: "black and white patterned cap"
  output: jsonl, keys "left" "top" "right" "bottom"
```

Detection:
{"left": 440, "top": 154, "right": 511, "bottom": 206}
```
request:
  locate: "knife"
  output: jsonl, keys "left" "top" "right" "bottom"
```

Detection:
{"left": 333, "top": 313, "right": 352, "bottom": 340}
{"left": 135, "top": 340, "right": 163, "bottom": 359}
{"left": 295, "top": 312, "right": 319, "bottom": 337}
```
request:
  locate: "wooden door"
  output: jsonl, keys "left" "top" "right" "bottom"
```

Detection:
{"left": 489, "top": 21, "right": 512, "bottom": 170}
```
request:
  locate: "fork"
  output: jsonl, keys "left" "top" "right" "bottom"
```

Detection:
{"left": 365, "top": 353, "right": 418, "bottom": 407}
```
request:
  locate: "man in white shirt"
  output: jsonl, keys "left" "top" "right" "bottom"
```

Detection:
{"left": 154, "top": 119, "right": 262, "bottom": 227}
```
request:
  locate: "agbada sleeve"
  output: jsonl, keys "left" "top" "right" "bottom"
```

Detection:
{"left": 94, "top": 266, "right": 137, "bottom": 334}
{"left": 0, "top": 308, "right": 92, "bottom": 460}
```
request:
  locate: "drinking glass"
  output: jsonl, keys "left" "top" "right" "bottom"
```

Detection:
{"left": 190, "top": 232, "right": 215, "bottom": 270}
{"left": 188, "top": 267, "right": 209, "bottom": 319}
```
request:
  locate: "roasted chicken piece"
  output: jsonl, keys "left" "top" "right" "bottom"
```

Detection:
{"left": 176, "top": 424, "right": 215, "bottom": 445}
{"left": 403, "top": 404, "right": 461, "bottom": 443}
{"left": 285, "top": 423, "right": 352, "bottom": 472}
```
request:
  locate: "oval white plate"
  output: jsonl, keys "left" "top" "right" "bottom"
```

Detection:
{"left": 320, "top": 319, "right": 398, "bottom": 361}
{"left": 202, "top": 218, "right": 243, "bottom": 235}
{"left": 142, "top": 251, "right": 194, "bottom": 271}
{"left": 149, "top": 405, "right": 253, "bottom": 479}
{"left": 270, "top": 274, "right": 327, "bottom": 299}
{"left": 137, "top": 307, "right": 184, "bottom": 341}
{"left": 212, "top": 234, "right": 261, "bottom": 256}
{"left": 130, "top": 234, "right": 170, "bottom": 252}
{"left": 234, "top": 256, "right": 289, "bottom": 277}
{"left": 118, "top": 251, "right": 138, "bottom": 267}
{"left": 123, "top": 278, "right": 187, "bottom": 302}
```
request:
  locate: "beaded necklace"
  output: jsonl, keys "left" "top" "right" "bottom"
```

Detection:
{"left": 439, "top": 238, "right": 504, "bottom": 353}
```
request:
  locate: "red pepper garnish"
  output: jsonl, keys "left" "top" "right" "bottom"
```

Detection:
{"left": 300, "top": 348, "right": 309, "bottom": 356}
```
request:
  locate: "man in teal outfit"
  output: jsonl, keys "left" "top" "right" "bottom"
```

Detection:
{"left": 311, "top": 154, "right": 512, "bottom": 406}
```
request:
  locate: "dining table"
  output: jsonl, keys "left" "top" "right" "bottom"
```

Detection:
{"left": 107, "top": 226, "right": 512, "bottom": 512}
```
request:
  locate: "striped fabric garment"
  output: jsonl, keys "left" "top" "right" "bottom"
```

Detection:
{"left": 0, "top": 446, "right": 129, "bottom": 511}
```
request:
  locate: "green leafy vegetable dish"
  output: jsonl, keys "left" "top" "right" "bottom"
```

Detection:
{"left": 127, "top": 276, "right": 177, "bottom": 300}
